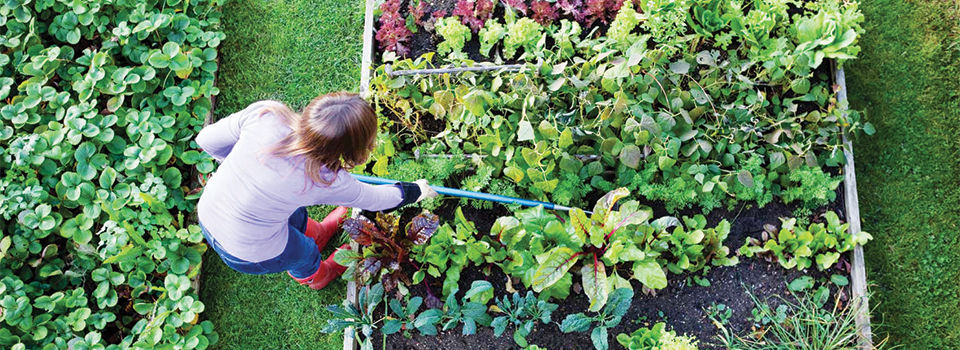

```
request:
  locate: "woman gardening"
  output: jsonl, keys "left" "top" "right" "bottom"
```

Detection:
{"left": 195, "top": 92, "right": 437, "bottom": 290}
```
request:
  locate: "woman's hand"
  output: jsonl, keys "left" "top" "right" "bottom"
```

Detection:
{"left": 414, "top": 179, "right": 438, "bottom": 201}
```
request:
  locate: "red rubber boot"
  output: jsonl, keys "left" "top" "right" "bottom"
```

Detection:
{"left": 289, "top": 244, "right": 350, "bottom": 290}
{"left": 304, "top": 206, "right": 349, "bottom": 251}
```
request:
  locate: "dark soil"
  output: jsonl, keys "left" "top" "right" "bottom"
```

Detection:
{"left": 377, "top": 188, "right": 851, "bottom": 350}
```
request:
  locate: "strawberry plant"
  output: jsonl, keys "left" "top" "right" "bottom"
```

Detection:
{"left": 1, "top": 0, "right": 221, "bottom": 347}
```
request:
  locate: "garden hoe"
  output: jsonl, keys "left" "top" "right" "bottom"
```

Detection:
{"left": 353, "top": 175, "right": 590, "bottom": 214}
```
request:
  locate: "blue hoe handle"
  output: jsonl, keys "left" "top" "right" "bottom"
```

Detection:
{"left": 353, "top": 174, "right": 580, "bottom": 212}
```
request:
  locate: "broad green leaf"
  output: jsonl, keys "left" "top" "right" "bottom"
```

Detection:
{"left": 591, "top": 326, "right": 609, "bottom": 350}
{"left": 632, "top": 259, "right": 667, "bottom": 289}
{"left": 592, "top": 187, "right": 629, "bottom": 224}
{"left": 581, "top": 263, "right": 609, "bottom": 312}
{"left": 559, "top": 313, "right": 593, "bottom": 333}
{"left": 532, "top": 247, "right": 579, "bottom": 292}
{"left": 517, "top": 120, "right": 535, "bottom": 142}
{"left": 569, "top": 208, "right": 591, "bottom": 245}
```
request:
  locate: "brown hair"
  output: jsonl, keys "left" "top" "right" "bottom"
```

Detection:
{"left": 262, "top": 92, "right": 377, "bottom": 185}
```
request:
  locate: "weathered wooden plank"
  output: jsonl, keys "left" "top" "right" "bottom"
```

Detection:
{"left": 386, "top": 63, "right": 525, "bottom": 77}
{"left": 345, "top": 2, "right": 375, "bottom": 347}
{"left": 359, "top": 0, "right": 376, "bottom": 98}
{"left": 342, "top": 208, "right": 362, "bottom": 350}
{"left": 834, "top": 63, "right": 874, "bottom": 349}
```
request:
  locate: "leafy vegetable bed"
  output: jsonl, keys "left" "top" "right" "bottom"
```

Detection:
{"left": 330, "top": 0, "right": 874, "bottom": 349}
{"left": 374, "top": 196, "right": 852, "bottom": 350}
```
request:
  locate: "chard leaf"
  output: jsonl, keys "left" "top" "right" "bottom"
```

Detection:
{"left": 592, "top": 187, "right": 630, "bottom": 223}
{"left": 632, "top": 259, "right": 667, "bottom": 290}
{"left": 532, "top": 247, "right": 579, "bottom": 292}
{"left": 407, "top": 212, "right": 439, "bottom": 245}
{"left": 581, "top": 262, "right": 609, "bottom": 312}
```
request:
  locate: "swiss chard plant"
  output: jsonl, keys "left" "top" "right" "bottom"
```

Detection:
{"left": 337, "top": 212, "right": 441, "bottom": 295}
{"left": 489, "top": 188, "right": 737, "bottom": 312}
{"left": 739, "top": 211, "right": 872, "bottom": 271}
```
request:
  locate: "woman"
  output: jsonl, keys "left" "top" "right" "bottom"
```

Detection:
{"left": 195, "top": 92, "right": 436, "bottom": 290}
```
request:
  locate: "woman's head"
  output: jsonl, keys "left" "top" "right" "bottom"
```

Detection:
{"left": 266, "top": 92, "right": 377, "bottom": 184}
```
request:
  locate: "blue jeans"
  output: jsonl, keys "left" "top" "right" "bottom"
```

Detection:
{"left": 201, "top": 207, "right": 323, "bottom": 278}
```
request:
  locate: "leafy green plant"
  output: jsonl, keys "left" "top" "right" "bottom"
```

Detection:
{"left": 321, "top": 283, "right": 385, "bottom": 350}
{"left": 382, "top": 295, "right": 443, "bottom": 337}
{"left": 1, "top": 0, "right": 221, "bottom": 347}
{"left": 337, "top": 212, "right": 440, "bottom": 294}
{"left": 369, "top": 0, "right": 869, "bottom": 214}
{"left": 559, "top": 288, "right": 634, "bottom": 350}
{"left": 486, "top": 188, "right": 737, "bottom": 312}
{"left": 436, "top": 17, "right": 472, "bottom": 59}
{"left": 490, "top": 291, "right": 558, "bottom": 347}
{"left": 616, "top": 322, "right": 700, "bottom": 350}
{"left": 436, "top": 281, "right": 494, "bottom": 335}
{"left": 479, "top": 19, "right": 506, "bottom": 57}
{"left": 415, "top": 207, "right": 492, "bottom": 296}
{"left": 503, "top": 15, "right": 543, "bottom": 59}
{"left": 739, "top": 211, "right": 872, "bottom": 270}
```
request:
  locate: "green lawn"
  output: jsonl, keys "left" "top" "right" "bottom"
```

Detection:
{"left": 846, "top": 0, "right": 960, "bottom": 348}
{"left": 199, "top": 0, "right": 364, "bottom": 349}
{"left": 201, "top": 0, "right": 960, "bottom": 348}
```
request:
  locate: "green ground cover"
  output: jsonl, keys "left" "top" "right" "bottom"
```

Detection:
{"left": 200, "top": 0, "right": 960, "bottom": 348}
{"left": 198, "top": 0, "right": 363, "bottom": 348}
{"left": 846, "top": 0, "right": 960, "bottom": 348}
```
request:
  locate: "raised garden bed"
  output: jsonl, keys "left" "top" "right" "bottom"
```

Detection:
{"left": 339, "top": 0, "right": 874, "bottom": 349}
